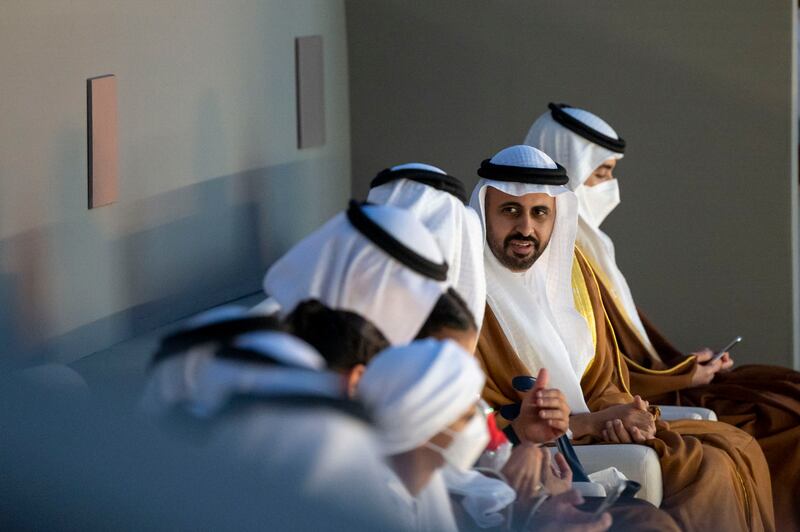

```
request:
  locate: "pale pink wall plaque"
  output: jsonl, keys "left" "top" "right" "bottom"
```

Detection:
{"left": 295, "top": 36, "right": 325, "bottom": 149}
{"left": 87, "top": 74, "right": 119, "bottom": 208}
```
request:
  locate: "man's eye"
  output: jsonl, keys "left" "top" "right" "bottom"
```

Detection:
{"left": 533, "top": 208, "right": 549, "bottom": 217}
{"left": 502, "top": 207, "right": 519, "bottom": 216}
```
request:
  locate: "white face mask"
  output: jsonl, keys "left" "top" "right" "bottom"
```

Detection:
{"left": 426, "top": 409, "right": 489, "bottom": 471}
{"left": 576, "top": 178, "right": 620, "bottom": 228}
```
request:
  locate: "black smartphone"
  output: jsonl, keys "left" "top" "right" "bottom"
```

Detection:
{"left": 709, "top": 336, "right": 742, "bottom": 362}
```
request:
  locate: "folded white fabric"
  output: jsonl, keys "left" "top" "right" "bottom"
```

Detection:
{"left": 588, "top": 466, "right": 628, "bottom": 495}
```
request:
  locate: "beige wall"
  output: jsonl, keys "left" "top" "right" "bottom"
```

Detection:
{"left": 346, "top": 0, "right": 799, "bottom": 367}
{"left": 0, "top": 0, "right": 351, "bottom": 365}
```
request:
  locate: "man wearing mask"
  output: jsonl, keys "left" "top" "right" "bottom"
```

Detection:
{"left": 471, "top": 144, "right": 775, "bottom": 532}
{"left": 144, "top": 201, "right": 454, "bottom": 529}
{"left": 526, "top": 103, "right": 800, "bottom": 531}
{"left": 358, "top": 338, "right": 490, "bottom": 532}
{"left": 360, "top": 338, "right": 613, "bottom": 532}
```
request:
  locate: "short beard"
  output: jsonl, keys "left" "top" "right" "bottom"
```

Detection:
{"left": 488, "top": 232, "right": 547, "bottom": 272}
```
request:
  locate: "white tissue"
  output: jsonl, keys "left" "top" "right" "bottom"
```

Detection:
{"left": 588, "top": 466, "right": 628, "bottom": 494}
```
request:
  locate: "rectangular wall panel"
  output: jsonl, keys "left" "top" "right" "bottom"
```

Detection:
{"left": 295, "top": 36, "right": 325, "bottom": 149}
{"left": 87, "top": 74, "right": 119, "bottom": 208}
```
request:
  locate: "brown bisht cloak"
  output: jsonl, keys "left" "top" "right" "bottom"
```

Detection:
{"left": 581, "top": 247, "right": 800, "bottom": 531}
{"left": 475, "top": 250, "right": 775, "bottom": 532}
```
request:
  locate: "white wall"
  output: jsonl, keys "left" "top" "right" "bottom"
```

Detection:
{"left": 346, "top": 0, "right": 798, "bottom": 368}
{"left": 0, "top": 0, "right": 351, "bottom": 366}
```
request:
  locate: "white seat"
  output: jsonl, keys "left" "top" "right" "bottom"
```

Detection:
{"left": 657, "top": 405, "right": 718, "bottom": 421}
{"left": 559, "top": 444, "right": 663, "bottom": 507}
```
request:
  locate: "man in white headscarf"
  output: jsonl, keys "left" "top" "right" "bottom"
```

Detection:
{"left": 471, "top": 144, "right": 775, "bottom": 532}
{"left": 264, "top": 200, "right": 449, "bottom": 346}
{"left": 525, "top": 103, "right": 697, "bottom": 376}
{"left": 260, "top": 200, "right": 450, "bottom": 393}
{"left": 367, "top": 162, "right": 487, "bottom": 326}
{"left": 358, "top": 338, "right": 487, "bottom": 532}
{"left": 141, "top": 306, "right": 400, "bottom": 530}
{"left": 470, "top": 145, "right": 595, "bottom": 420}
{"left": 367, "top": 163, "right": 577, "bottom": 530}
{"left": 526, "top": 102, "right": 800, "bottom": 531}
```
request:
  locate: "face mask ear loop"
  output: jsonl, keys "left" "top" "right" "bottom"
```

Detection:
{"left": 423, "top": 427, "right": 458, "bottom": 456}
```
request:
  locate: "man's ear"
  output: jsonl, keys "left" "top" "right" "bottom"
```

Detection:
{"left": 346, "top": 364, "right": 367, "bottom": 399}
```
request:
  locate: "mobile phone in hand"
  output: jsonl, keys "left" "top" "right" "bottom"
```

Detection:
{"left": 708, "top": 336, "right": 742, "bottom": 363}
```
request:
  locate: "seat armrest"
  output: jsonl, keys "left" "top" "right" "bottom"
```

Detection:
{"left": 657, "top": 405, "right": 718, "bottom": 421}
{"left": 550, "top": 444, "right": 663, "bottom": 507}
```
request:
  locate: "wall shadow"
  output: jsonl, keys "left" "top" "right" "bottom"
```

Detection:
{"left": 1, "top": 156, "right": 348, "bottom": 376}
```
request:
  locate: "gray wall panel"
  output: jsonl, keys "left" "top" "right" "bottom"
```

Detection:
{"left": 0, "top": 1, "right": 351, "bottom": 365}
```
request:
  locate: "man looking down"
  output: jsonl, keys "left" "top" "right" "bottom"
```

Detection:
{"left": 526, "top": 103, "right": 800, "bottom": 531}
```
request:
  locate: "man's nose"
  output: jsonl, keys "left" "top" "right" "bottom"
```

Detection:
{"left": 515, "top": 215, "right": 536, "bottom": 237}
